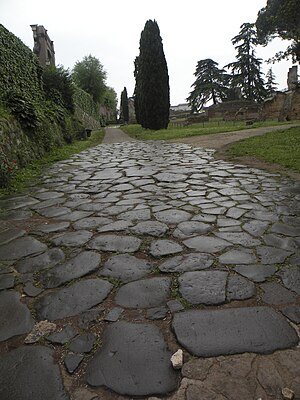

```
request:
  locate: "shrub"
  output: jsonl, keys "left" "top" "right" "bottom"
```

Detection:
{"left": 0, "top": 150, "right": 18, "bottom": 187}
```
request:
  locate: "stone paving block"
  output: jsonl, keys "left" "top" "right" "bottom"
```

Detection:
{"left": 278, "top": 266, "right": 300, "bottom": 295}
{"left": 172, "top": 307, "right": 298, "bottom": 357}
{"left": 183, "top": 235, "right": 231, "bottom": 252}
{"left": 154, "top": 209, "right": 192, "bottom": 224}
{"left": 15, "top": 248, "right": 65, "bottom": 273}
{"left": 51, "top": 230, "right": 93, "bottom": 247}
{"left": 150, "top": 239, "right": 183, "bottom": 257}
{"left": 227, "top": 275, "right": 256, "bottom": 301}
{"left": 86, "top": 321, "right": 178, "bottom": 396}
{"left": 179, "top": 271, "right": 228, "bottom": 305}
{"left": 115, "top": 277, "right": 171, "bottom": 308}
{"left": 0, "top": 346, "right": 69, "bottom": 399}
{"left": 0, "top": 236, "right": 47, "bottom": 261}
{"left": 233, "top": 264, "right": 277, "bottom": 282}
{"left": 131, "top": 220, "right": 168, "bottom": 237}
{"left": 159, "top": 253, "right": 214, "bottom": 273}
{"left": 89, "top": 234, "right": 141, "bottom": 252}
{"left": 219, "top": 248, "right": 256, "bottom": 264}
{"left": 0, "top": 291, "right": 34, "bottom": 341}
{"left": 261, "top": 282, "right": 298, "bottom": 305}
{"left": 0, "top": 228, "right": 26, "bottom": 245}
{"left": 101, "top": 254, "right": 152, "bottom": 282}
{"left": 35, "top": 279, "right": 112, "bottom": 321}
{"left": 257, "top": 246, "right": 292, "bottom": 264}
{"left": 40, "top": 251, "right": 101, "bottom": 288}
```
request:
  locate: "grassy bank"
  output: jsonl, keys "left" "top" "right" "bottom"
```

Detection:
{"left": 0, "top": 129, "right": 105, "bottom": 196}
{"left": 227, "top": 126, "right": 300, "bottom": 172}
{"left": 121, "top": 120, "right": 297, "bottom": 141}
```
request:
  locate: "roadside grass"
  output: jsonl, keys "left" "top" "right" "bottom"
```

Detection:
{"left": 227, "top": 126, "right": 300, "bottom": 172}
{"left": 121, "top": 119, "right": 298, "bottom": 141}
{"left": 0, "top": 129, "right": 105, "bottom": 197}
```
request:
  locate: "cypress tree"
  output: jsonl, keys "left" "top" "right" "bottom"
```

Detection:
{"left": 120, "top": 87, "right": 129, "bottom": 123}
{"left": 134, "top": 20, "right": 170, "bottom": 130}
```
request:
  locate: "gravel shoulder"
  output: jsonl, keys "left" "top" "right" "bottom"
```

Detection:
{"left": 167, "top": 124, "right": 300, "bottom": 180}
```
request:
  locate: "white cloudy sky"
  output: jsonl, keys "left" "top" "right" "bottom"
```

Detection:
{"left": 1, "top": 0, "right": 295, "bottom": 106}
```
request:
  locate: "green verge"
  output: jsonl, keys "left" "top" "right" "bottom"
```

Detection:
{"left": 227, "top": 126, "right": 300, "bottom": 172}
{"left": 0, "top": 129, "right": 105, "bottom": 197}
{"left": 121, "top": 120, "right": 297, "bottom": 141}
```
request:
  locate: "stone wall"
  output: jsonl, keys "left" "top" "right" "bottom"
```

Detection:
{"left": 207, "top": 100, "right": 261, "bottom": 121}
{"left": 261, "top": 88, "right": 300, "bottom": 121}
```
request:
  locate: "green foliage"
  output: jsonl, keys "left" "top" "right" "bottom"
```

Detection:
{"left": 121, "top": 120, "right": 296, "bottom": 140}
{"left": 120, "top": 87, "right": 129, "bottom": 123}
{"left": 134, "top": 20, "right": 170, "bottom": 130}
{"left": 256, "top": 0, "right": 300, "bottom": 62}
{"left": 228, "top": 126, "right": 300, "bottom": 171}
{"left": 0, "top": 152, "right": 18, "bottom": 188}
{"left": 0, "top": 24, "right": 43, "bottom": 102}
{"left": 73, "top": 84, "right": 99, "bottom": 120}
{"left": 103, "top": 87, "right": 118, "bottom": 121}
{"left": 3, "top": 90, "right": 40, "bottom": 131}
{"left": 42, "top": 65, "right": 74, "bottom": 113}
{"left": 226, "top": 23, "right": 267, "bottom": 102}
{"left": 72, "top": 55, "right": 107, "bottom": 104}
{"left": 187, "top": 59, "right": 229, "bottom": 112}
{"left": 0, "top": 129, "right": 105, "bottom": 195}
{"left": 265, "top": 68, "right": 278, "bottom": 96}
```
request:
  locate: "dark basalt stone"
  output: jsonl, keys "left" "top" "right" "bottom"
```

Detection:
{"left": 35, "top": 279, "right": 112, "bottom": 321}
{"left": 85, "top": 321, "right": 178, "bottom": 396}
{"left": 0, "top": 291, "right": 34, "bottom": 341}
{"left": 0, "top": 236, "right": 47, "bottom": 261}
{"left": 172, "top": 307, "right": 298, "bottom": 357}
{"left": 0, "top": 346, "right": 69, "bottom": 399}
{"left": 101, "top": 254, "right": 152, "bottom": 282}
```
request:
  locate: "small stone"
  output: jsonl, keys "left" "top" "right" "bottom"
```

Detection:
{"left": 282, "top": 387, "right": 294, "bottom": 400}
{"left": 25, "top": 320, "right": 57, "bottom": 344}
{"left": 171, "top": 349, "right": 183, "bottom": 370}
{"left": 23, "top": 282, "right": 43, "bottom": 297}
{"left": 64, "top": 353, "right": 84, "bottom": 374}
{"left": 47, "top": 325, "right": 77, "bottom": 344}
{"left": 104, "top": 307, "right": 123, "bottom": 322}
{"left": 146, "top": 307, "right": 167, "bottom": 320}
{"left": 69, "top": 333, "right": 96, "bottom": 353}
{"left": 167, "top": 299, "right": 184, "bottom": 313}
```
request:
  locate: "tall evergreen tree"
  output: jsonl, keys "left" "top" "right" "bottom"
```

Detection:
{"left": 226, "top": 23, "right": 267, "bottom": 102}
{"left": 265, "top": 68, "right": 278, "bottom": 96}
{"left": 187, "top": 59, "right": 229, "bottom": 112}
{"left": 120, "top": 87, "right": 129, "bottom": 123}
{"left": 134, "top": 20, "right": 170, "bottom": 130}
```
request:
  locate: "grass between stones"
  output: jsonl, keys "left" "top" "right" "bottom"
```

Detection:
{"left": 121, "top": 119, "right": 297, "bottom": 141}
{"left": 0, "top": 129, "right": 105, "bottom": 197}
{"left": 227, "top": 126, "right": 300, "bottom": 172}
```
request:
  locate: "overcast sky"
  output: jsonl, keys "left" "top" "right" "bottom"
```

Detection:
{"left": 1, "top": 0, "right": 295, "bottom": 106}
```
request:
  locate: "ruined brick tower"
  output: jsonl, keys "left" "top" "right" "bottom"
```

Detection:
{"left": 30, "top": 24, "right": 55, "bottom": 66}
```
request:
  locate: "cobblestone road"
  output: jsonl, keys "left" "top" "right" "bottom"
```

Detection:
{"left": 0, "top": 127, "right": 299, "bottom": 399}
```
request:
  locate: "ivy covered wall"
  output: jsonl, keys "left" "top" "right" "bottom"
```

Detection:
{"left": 0, "top": 24, "right": 84, "bottom": 169}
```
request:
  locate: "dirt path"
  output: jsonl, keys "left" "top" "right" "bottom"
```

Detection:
{"left": 167, "top": 123, "right": 300, "bottom": 180}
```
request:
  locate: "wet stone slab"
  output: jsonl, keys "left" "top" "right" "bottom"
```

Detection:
{"left": 179, "top": 271, "right": 228, "bottom": 305}
{"left": 233, "top": 264, "right": 277, "bottom": 282}
{"left": 150, "top": 239, "right": 183, "bottom": 257}
{"left": 51, "top": 230, "right": 93, "bottom": 247}
{"left": 0, "top": 291, "right": 34, "bottom": 341}
{"left": 261, "top": 282, "right": 298, "bottom": 305}
{"left": 35, "top": 279, "right": 113, "bottom": 321}
{"left": 100, "top": 254, "right": 152, "bottom": 282}
{"left": 0, "top": 236, "right": 47, "bottom": 261}
{"left": 89, "top": 234, "right": 141, "bottom": 253}
{"left": 0, "top": 346, "right": 69, "bottom": 400}
{"left": 131, "top": 220, "right": 168, "bottom": 237}
{"left": 183, "top": 235, "right": 231, "bottom": 252}
{"left": 15, "top": 248, "right": 65, "bottom": 273}
{"left": 154, "top": 209, "right": 192, "bottom": 224}
{"left": 159, "top": 253, "right": 214, "bottom": 273}
{"left": 115, "top": 277, "right": 171, "bottom": 308}
{"left": 40, "top": 251, "right": 101, "bottom": 288}
{"left": 172, "top": 307, "right": 298, "bottom": 357}
{"left": 0, "top": 228, "right": 26, "bottom": 245}
{"left": 85, "top": 321, "right": 178, "bottom": 396}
